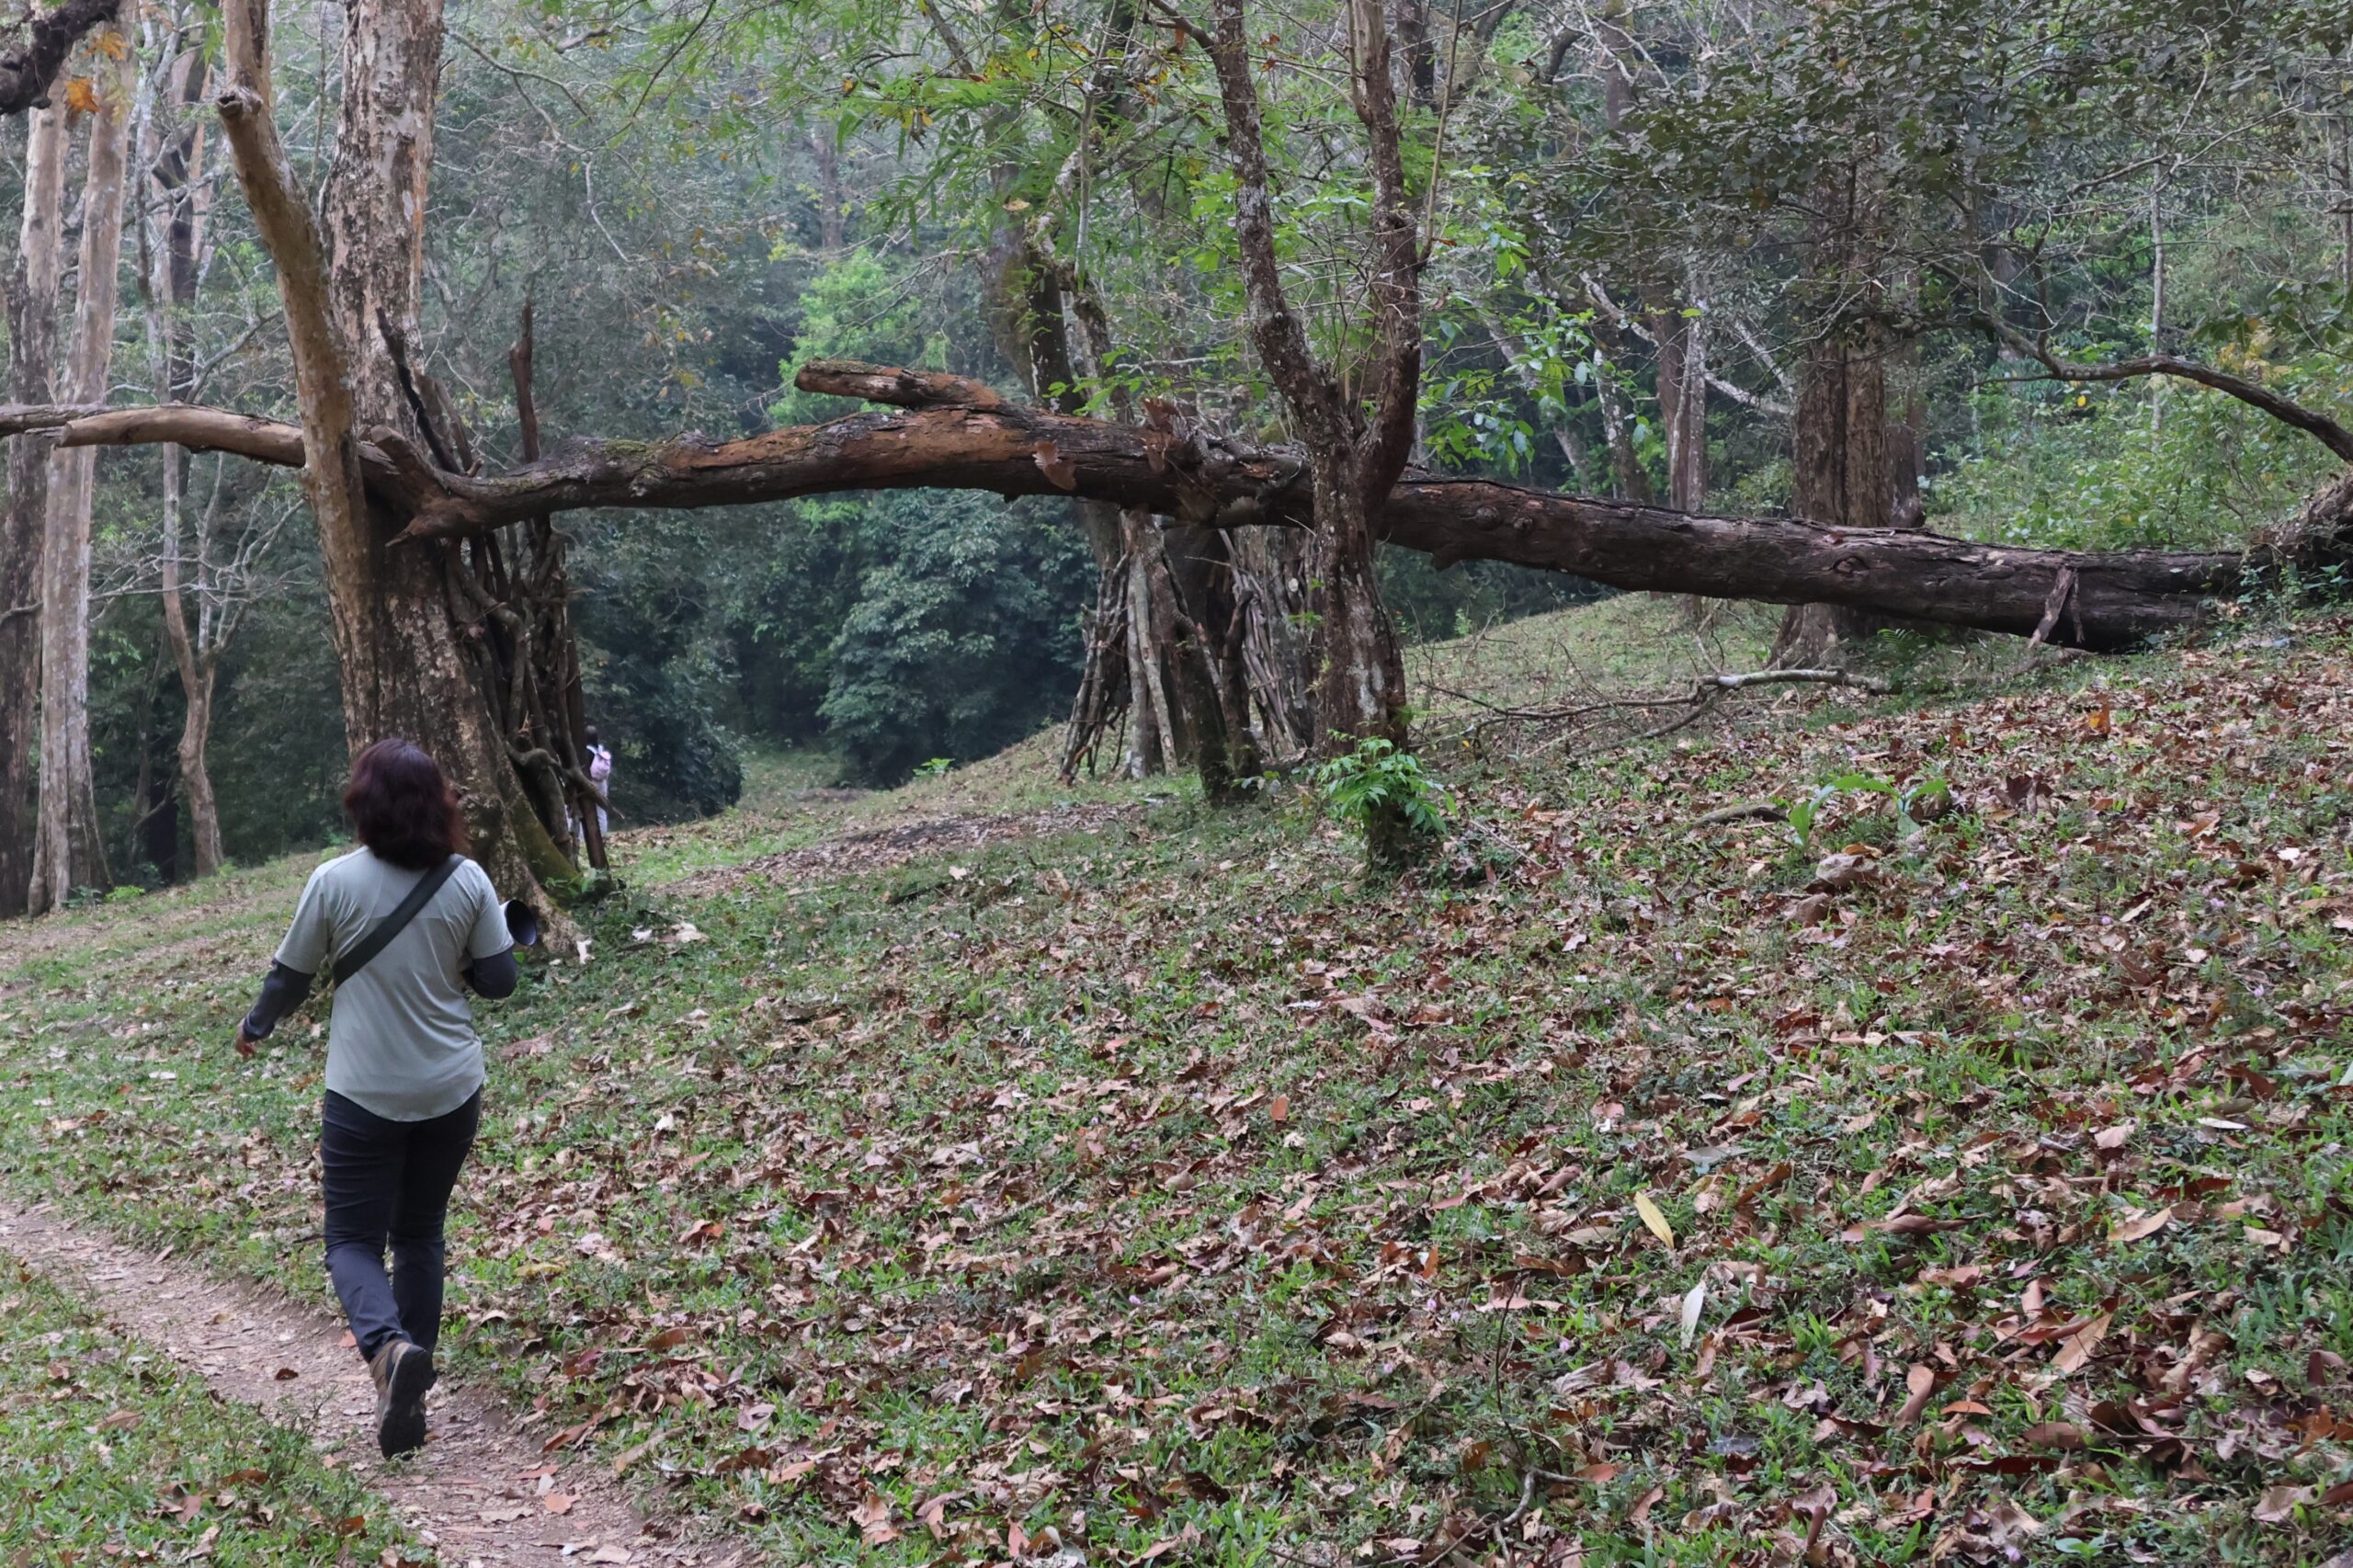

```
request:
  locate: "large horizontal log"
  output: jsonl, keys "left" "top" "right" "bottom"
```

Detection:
{"left": 10, "top": 365, "right": 2297, "bottom": 651}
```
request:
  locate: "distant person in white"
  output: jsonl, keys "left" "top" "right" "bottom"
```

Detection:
{"left": 585, "top": 725, "right": 612, "bottom": 835}
{"left": 234, "top": 739, "right": 517, "bottom": 1460}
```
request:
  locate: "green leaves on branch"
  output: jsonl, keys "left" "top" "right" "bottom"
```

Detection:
{"left": 1782, "top": 772, "right": 1953, "bottom": 849}
{"left": 1315, "top": 737, "right": 1449, "bottom": 843}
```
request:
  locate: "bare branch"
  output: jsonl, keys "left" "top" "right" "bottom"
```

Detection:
{"left": 1979, "top": 313, "right": 2353, "bottom": 464}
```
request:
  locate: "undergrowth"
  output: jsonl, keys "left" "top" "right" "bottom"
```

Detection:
{"left": 3, "top": 607, "right": 2350, "bottom": 1564}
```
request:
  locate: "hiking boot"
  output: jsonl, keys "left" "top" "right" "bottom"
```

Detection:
{"left": 369, "top": 1338, "right": 436, "bottom": 1458}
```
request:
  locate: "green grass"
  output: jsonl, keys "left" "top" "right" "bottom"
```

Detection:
{"left": 0, "top": 1263, "right": 419, "bottom": 1564}
{"left": 5, "top": 597, "right": 2353, "bottom": 1563}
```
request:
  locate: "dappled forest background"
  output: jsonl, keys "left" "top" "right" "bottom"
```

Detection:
{"left": 6, "top": 0, "right": 2348, "bottom": 881}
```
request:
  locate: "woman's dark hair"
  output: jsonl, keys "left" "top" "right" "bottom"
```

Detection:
{"left": 343, "top": 739, "right": 468, "bottom": 869}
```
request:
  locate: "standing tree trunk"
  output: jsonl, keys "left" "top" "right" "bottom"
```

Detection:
{"left": 1655, "top": 278, "right": 1717, "bottom": 625}
{"left": 1200, "top": 0, "right": 1422, "bottom": 865}
{"left": 29, "top": 31, "right": 133, "bottom": 912}
{"left": 0, "top": 103, "right": 69, "bottom": 916}
{"left": 142, "top": 23, "right": 223, "bottom": 875}
{"left": 1776, "top": 165, "right": 1895, "bottom": 665}
{"left": 217, "top": 0, "right": 570, "bottom": 903}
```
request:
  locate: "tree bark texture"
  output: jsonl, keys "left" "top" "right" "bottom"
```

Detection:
{"left": 1199, "top": 0, "right": 1416, "bottom": 795}
{"left": 1056, "top": 262, "right": 1211, "bottom": 778}
{"left": 1778, "top": 165, "right": 1899, "bottom": 664}
{"left": 0, "top": 0, "right": 121, "bottom": 117}
{"left": 217, "top": 0, "right": 567, "bottom": 899}
{"left": 20, "top": 362, "right": 2322, "bottom": 654}
{"left": 143, "top": 28, "right": 223, "bottom": 875}
{"left": 0, "top": 103, "right": 69, "bottom": 916}
{"left": 30, "top": 34, "right": 133, "bottom": 912}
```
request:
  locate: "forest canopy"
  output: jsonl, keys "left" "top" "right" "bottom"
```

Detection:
{"left": 0, "top": 0, "right": 2347, "bottom": 902}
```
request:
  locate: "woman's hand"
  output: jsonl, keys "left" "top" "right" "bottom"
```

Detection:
{"left": 234, "top": 1024, "right": 259, "bottom": 1059}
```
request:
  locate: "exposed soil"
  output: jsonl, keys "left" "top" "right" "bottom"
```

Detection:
{"left": 0, "top": 1198, "right": 752, "bottom": 1568}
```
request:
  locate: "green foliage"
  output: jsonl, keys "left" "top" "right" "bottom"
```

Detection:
{"left": 1782, "top": 771, "right": 1953, "bottom": 849}
{"left": 816, "top": 491, "right": 1092, "bottom": 783}
{"left": 1934, "top": 352, "right": 2353, "bottom": 551}
{"left": 572, "top": 517, "right": 748, "bottom": 823}
{"left": 1313, "top": 737, "right": 1449, "bottom": 842}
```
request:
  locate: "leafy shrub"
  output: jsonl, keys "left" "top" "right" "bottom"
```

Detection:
{"left": 1315, "top": 737, "right": 1449, "bottom": 842}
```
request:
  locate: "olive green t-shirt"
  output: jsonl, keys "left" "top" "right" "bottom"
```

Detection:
{"left": 275, "top": 849, "right": 510, "bottom": 1121}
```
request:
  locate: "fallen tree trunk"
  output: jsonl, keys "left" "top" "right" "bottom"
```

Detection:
{"left": 10, "top": 359, "right": 2336, "bottom": 652}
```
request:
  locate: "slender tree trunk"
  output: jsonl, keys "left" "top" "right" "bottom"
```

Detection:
{"left": 1305, "top": 454, "right": 1410, "bottom": 750}
{"left": 1592, "top": 311, "right": 1654, "bottom": 505}
{"left": 1776, "top": 165, "right": 1895, "bottom": 665}
{"left": 1054, "top": 268, "right": 1211, "bottom": 778}
{"left": 1230, "top": 526, "right": 1313, "bottom": 759}
{"left": 145, "top": 28, "right": 222, "bottom": 875}
{"left": 1120, "top": 506, "right": 1182, "bottom": 776}
{"left": 30, "top": 37, "right": 134, "bottom": 912}
{"left": 1160, "top": 523, "right": 1263, "bottom": 801}
{"left": 0, "top": 105, "right": 69, "bottom": 917}
{"left": 2148, "top": 176, "right": 2166, "bottom": 441}
{"left": 811, "top": 127, "right": 846, "bottom": 251}
{"left": 2339, "top": 114, "right": 2352, "bottom": 297}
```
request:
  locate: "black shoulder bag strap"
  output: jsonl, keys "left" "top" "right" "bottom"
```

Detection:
{"left": 332, "top": 856, "right": 462, "bottom": 985}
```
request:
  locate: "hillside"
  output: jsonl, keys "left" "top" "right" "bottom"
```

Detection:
{"left": 4, "top": 597, "right": 2351, "bottom": 1565}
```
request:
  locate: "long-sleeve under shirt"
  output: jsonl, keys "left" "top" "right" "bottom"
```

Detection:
{"left": 241, "top": 949, "right": 517, "bottom": 1040}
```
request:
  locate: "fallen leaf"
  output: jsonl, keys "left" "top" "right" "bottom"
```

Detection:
{"left": 1985, "top": 1494, "right": 2041, "bottom": 1546}
{"left": 1812, "top": 852, "right": 1876, "bottom": 891}
{"left": 1679, "top": 1281, "right": 1707, "bottom": 1348}
{"left": 2021, "top": 1422, "right": 2085, "bottom": 1450}
{"left": 2253, "top": 1483, "right": 2312, "bottom": 1524}
{"left": 2109, "top": 1206, "right": 2173, "bottom": 1244}
{"left": 543, "top": 1494, "right": 576, "bottom": 1516}
{"left": 95, "top": 1409, "right": 141, "bottom": 1431}
{"left": 1868, "top": 1211, "right": 1961, "bottom": 1235}
{"left": 1269, "top": 1094, "right": 1290, "bottom": 1124}
{"left": 2054, "top": 1312, "right": 2113, "bottom": 1374}
{"left": 1896, "top": 1363, "right": 1937, "bottom": 1425}
{"left": 1632, "top": 1192, "right": 1676, "bottom": 1248}
{"left": 850, "top": 1490, "right": 901, "bottom": 1544}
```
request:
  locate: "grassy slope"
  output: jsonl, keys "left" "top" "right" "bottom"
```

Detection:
{"left": 0, "top": 1263, "right": 418, "bottom": 1563}
{"left": 4, "top": 596, "right": 2351, "bottom": 1565}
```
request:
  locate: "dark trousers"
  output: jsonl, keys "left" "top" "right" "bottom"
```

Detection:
{"left": 321, "top": 1088, "right": 480, "bottom": 1363}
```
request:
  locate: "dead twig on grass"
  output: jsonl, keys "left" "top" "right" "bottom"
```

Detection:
{"left": 1424, "top": 665, "right": 1894, "bottom": 761}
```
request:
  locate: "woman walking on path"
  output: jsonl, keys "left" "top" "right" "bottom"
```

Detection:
{"left": 235, "top": 739, "right": 519, "bottom": 1458}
